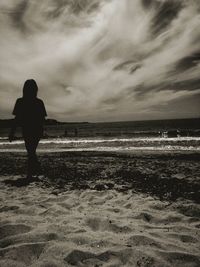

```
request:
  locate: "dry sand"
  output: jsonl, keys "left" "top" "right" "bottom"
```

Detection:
{"left": 0, "top": 151, "right": 200, "bottom": 267}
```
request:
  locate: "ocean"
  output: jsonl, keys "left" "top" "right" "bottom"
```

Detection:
{"left": 0, "top": 118, "right": 199, "bottom": 152}
{"left": 42, "top": 118, "right": 200, "bottom": 138}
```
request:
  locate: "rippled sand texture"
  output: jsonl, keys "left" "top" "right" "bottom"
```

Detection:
{"left": 0, "top": 184, "right": 200, "bottom": 267}
{"left": 0, "top": 151, "right": 200, "bottom": 267}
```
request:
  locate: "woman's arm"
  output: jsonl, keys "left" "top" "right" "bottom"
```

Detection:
{"left": 9, "top": 117, "right": 18, "bottom": 142}
{"left": 9, "top": 98, "right": 21, "bottom": 142}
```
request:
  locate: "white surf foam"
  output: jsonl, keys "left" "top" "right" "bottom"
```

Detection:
{"left": 0, "top": 145, "right": 199, "bottom": 153}
{"left": 0, "top": 136, "right": 200, "bottom": 146}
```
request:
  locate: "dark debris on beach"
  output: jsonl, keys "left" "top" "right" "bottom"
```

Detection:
{"left": 0, "top": 152, "right": 200, "bottom": 203}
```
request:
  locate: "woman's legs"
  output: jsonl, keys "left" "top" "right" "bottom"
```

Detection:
{"left": 24, "top": 137, "right": 40, "bottom": 178}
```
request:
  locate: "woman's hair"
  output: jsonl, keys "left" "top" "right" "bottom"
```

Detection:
{"left": 23, "top": 79, "right": 38, "bottom": 99}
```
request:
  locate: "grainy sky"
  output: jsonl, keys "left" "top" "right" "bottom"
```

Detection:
{"left": 0, "top": 0, "right": 200, "bottom": 122}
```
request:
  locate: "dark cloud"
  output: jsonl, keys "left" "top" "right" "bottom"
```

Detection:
{"left": 175, "top": 51, "right": 200, "bottom": 71}
{"left": 167, "top": 79, "right": 200, "bottom": 92}
{"left": 131, "top": 79, "right": 200, "bottom": 101}
{"left": 141, "top": 0, "right": 154, "bottom": 9}
{"left": 11, "top": 0, "right": 28, "bottom": 32}
{"left": 152, "top": 1, "right": 183, "bottom": 35}
{"left": 151, "top": 92, "right": 200, "bottom": 119}
{"left": 113, "top": 61, "right": 142, "bottom": 74}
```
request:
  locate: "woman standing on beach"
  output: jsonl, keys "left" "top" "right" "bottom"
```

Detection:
{"left": 9, "top": 79, "right": 47, "bottom": 179}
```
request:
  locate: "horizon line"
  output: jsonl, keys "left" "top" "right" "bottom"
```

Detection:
{"left": 0, "top": 116, "right": 199, "bottom": 124}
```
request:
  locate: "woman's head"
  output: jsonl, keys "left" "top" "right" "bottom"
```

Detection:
{"left": 23, "top": 79, "right": 38, "bottom": 99}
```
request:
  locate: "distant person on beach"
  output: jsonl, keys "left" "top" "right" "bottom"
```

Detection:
{"left": 9, "top": 79, "right": 47, "bottom": 179}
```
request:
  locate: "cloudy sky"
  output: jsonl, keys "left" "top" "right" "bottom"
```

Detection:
{"left": 0, "top": 0, "right": 200, "bottom": 122}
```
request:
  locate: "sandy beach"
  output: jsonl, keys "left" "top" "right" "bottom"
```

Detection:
{"left": 0, "top": 149, "right": 200, "bottom": 267}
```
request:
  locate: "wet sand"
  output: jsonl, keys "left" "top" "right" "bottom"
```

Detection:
{"left": 0, "top": 151, "right": 200, "bottom": 266}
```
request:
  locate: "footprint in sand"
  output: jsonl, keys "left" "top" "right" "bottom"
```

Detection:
{"left": 0, "top": 231, "right": 58, "bottom": 249}
{"left": 127, "top": 234, "right": 162, "bottom": 249}
{"left": 0, "top": 224, "right": 59, "bottom": 265}
{"left": 0, "top": 206, "right": 19, "bottom": 213}
{"left": 0, "top": 224, "right": 31, "bottom": 239}
{"left": 86, "top": 217, "right": 131, "bottom": 233}
{"left": 158, "top": 251, "right": 200, "bottom": 267}
{"left": 168, "top": 233, "right": 198, "bottom": 243}
{"left": 64, "top": 249, "right": 120, "bottom": 266}
{"left": 134, "top": 212, "right": 153, "bottom": 222}
{"left": 0, "top": 242, "right": 46, "bottom": 266}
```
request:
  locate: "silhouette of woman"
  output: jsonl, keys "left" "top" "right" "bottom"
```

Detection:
{"left": 9, "top": 79, "right": 47, "bottom": 179}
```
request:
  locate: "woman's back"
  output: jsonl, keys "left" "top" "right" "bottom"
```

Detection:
{"left": 13, "top": 97, "right": 47, "bottom": 127}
